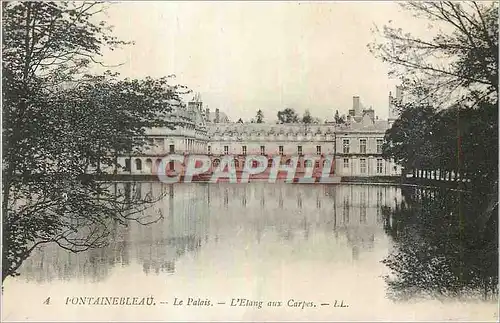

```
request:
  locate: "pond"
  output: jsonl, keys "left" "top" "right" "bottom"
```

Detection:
{"left": 2, "top": 182, "right": 498, "bottom": 321}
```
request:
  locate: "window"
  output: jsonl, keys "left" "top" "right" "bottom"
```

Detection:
{"left": 315, "top": 161, "right": 320, "bottom": 168}
{"left": 145, "top": 158, "right": 152, "bottom": 171}
{"left": 343, "top": 139, "right": 350, "bottom": 153}
{"left": 376, "top": 159, "right": 383, "bottom": 174}
{"left": 135, "top": 159, "right": 142, "bottom": 171}
{"left": 169, "top": 161, "right": 174, "bottom": 171}
{"left": 224, "top": 145, "right": 229, "bottom": 155}
{"left": 213, "top": 159, "right": 220, "bottom": 167}
{"left": 305, "top": 160, "right": 312, "bottom": 168}
{"left": 260, "top": 146, "right": 265, "bottom": 155}
{"left": 242, "top": 145, "right": 247, "bottom": 155}
{"left": 279, "top": 146, "right": 284, "bottom": 155}
{"left": 360, "top": 139, "right": 367, "bottom": 154}
{"left": 234, "top": 159, "right": 239, "bottom": 168}
{"left": 343, "top": 158, "right": 349, "bottom": 168}
{"left": 360, "top": 158, "right": 367, "bottom": 174}
{"left": 207, "top": 146, "right": 211, "bottom": 154}
{"left": 169, "top": 144, "right": 175, "bottom": 154}
{"left": 298, "top": 146, "right": 303, "bottom": 155}
{"left": 316, "top": 145, "right": 321, "bottom": 155}
{"left": 376, "top": 139, "right": 383, "bottom": 154}
{"left": 252, "top": 160, "right": 258, "bottom": 168}
{"left": 124, "top": 159, "right": 131, "bottom": 171}
{"left": 268, "top": 159, "right": 273, "bottom": 167}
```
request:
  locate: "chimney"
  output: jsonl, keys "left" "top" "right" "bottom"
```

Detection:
{"left": 215, "top": 108, "right": 220, "bottom": 123}
{"left": 205, "top": 108, "right": 210, "bottom": 122}
{"left": 353, "top": 96, "right": 360, "bottom": 115}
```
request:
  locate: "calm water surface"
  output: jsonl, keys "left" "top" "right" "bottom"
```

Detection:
{"left": 2, "top": 183, "right": 498, "bottom": 321}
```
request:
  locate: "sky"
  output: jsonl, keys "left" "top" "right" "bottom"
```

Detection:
{"left": 97, "top": 1, "right": 423, "bottom": 122}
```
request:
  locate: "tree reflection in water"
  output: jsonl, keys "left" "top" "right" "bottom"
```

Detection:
{"left": 18, "top": 183, "right": 399, "bottom": 284}
{"left": 382, "top": 186, "right": 498, "bottom": 301}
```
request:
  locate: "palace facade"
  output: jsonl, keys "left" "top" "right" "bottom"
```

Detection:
{"left": 116, "top": 88, "right": 403, "bottom": 179}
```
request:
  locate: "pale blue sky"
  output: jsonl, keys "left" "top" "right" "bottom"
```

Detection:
{"left": 97, "top": 1, "right": 424, "bottom": 122}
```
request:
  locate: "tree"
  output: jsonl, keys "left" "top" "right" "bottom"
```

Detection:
{"left": 2, "top": 2, "right": 186, "bottom": 282}
{"left": 256, "top": 109, "right": 264, "bottom": 123}
{"left": 277, "top": 108, "right": 299, "bottom": 124}
{"left": 373, "top": 1, "right": 498, "bottom": 191}
{"left": 382, "top": 103, "right": 438, "bottom": 173}
{"left": 369, "top": 1, "right": 498, "bottom": 108}
{"left": 302, "top": 109, "right": 313, "bottom": 124}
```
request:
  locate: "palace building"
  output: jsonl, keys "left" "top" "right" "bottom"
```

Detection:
{"left": 115, "top": 88, "right": 403, "bottom": 179}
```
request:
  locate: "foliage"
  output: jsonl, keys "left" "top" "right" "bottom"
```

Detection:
{"left": 302, "top": 109, "right": 313, "bottom": 124}
{"left": 2, "top": 2, "right": 187, "bottom": 281}
{"left": 383, "top": 100, "right": 497, "bottom": 189}
{"left": 373, "top": 1, "right": 498, "bottom": 191}
{"left": 382, "top": 103, "right": 438, "bottom": 170}
{"left": 277, "top": 108, "right": 299, "bottom": 124}
{"left": 369, "top": 1, "right": 498, "bottom": 108}
{"left": 255, "top": 109, "right": 264, "bottom": 123}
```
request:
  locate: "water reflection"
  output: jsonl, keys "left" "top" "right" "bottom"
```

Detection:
{"left": 381, "top": 186, "right": 498, "bottom": 301}
{"left": 15, "top": 182, "right": 498, "bottom": 303}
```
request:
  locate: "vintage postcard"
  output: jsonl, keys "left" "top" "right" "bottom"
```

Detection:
{"left": 1, "top": 1, "right": 498, "bottom": 322}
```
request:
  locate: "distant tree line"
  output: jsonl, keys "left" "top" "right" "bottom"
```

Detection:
{"left": 244, "top": 108, "right": 345, "bottom": 124}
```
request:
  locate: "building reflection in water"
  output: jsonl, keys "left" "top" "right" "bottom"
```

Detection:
{"left": 18, "top": 182, "right": 402, "bottom": 283}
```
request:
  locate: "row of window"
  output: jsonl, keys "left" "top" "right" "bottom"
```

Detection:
{"left": 129, "top": 157, "right": 387, "bottom": 174}
{"left": 127, "top": 158, "right": 333, "bottom": 172}
{"left": 215, "top": 145, "right": 325, "bottom": 155}
{"left": 147, "top": 139, "right": 384, "bottom": 155}
{"left": 210, "top": 140, "right": 384, "bottom": 155}
{"left": 343, "top": 158, "right": 384, "bottom": 174}
{"left": 342, "top": 139, "right": 384, "bottom": 154}
{"left": 213, "top": 159, "right": 332, "bottom": 168}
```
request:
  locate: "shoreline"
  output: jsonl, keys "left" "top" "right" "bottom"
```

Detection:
{"left": 91, "top": 174, "right": 485, "bottom": 191}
